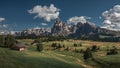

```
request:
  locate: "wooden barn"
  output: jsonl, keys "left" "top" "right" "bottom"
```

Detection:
{"left": 12, "top": 43, "right": 26, "bottom": 51}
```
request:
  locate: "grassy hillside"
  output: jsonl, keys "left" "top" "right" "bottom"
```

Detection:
{"left": 1, "top": 39, "right": 120, "bottom": 68}
{"left": 0, "top": 47, "right": 83, "bottom": 68}
{"left": 93, "top": 54, "right": 120, "bottom": 68}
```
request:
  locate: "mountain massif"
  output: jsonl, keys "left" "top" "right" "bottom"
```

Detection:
{"left": 14, "top": 19, "right": 120, "bottom": 37}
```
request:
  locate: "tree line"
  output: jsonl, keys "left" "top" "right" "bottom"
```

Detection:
{"left": 0, "top": 35, "right": 16, "bottom": 48}
{"left": 15, "top": 34, "right": 120, "bottom": 42}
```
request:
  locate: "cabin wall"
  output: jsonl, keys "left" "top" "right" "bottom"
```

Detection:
{"left": 19, "top": 48, "right": 25, "bottom": 51}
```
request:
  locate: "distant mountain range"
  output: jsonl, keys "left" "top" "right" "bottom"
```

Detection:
{"left": 50, "top": 19, "right": 120, "bottom": 37}
{"left": 7, "top": 19, "right": 120, "bottom": 37}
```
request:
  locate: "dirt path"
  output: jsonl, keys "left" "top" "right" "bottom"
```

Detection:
{"left": 77, "top": 58, "right": 94, "bottom": 68}
{"left": 57, "top": 53, "right": 95, "bottom": 68}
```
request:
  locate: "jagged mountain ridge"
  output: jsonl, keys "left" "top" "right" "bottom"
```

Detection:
{"left": 51, "top": 20, "right": 70, "bottom": 36}
{"left": 75, "top": 21, "right": 97, "bottom": 34}
{"left": 14, "top": 20, "right": 120, "bottom": 37}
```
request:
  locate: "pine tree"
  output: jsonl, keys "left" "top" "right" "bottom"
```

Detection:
{"left": 0, "top": 35, "right": 4, "bottom": 47}
{"left": 36, "top": 43, "right": 43, "bottom": 52}
{"left": 83, "top": 48, "right": 93, "bottom": 61}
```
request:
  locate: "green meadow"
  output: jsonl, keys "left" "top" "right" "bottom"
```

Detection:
{"left": 0, "top": 39, "right": 120, "bottom": 68}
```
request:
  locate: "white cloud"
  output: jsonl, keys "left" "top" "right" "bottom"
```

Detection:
{"left": 41, "top": 23, "right": 47, "bottom": 26}
{"left": 99, "top": 16, "right": 102, "bottom": 19}
{"left": 67, "top": 16, "right": 91, "bottom": 25}
{"left": 102, "top": 5, "right": 120, "bottom": 31}
{"left": 28, "top": 4, "right": 60, "bottom": 22}
{"left": 103, "top": 20, "right": 111, "bottom": 25}
{"left": 33, "top": 26, "right": 40, "bottom": 29}
{"left": 0, "top": 24, "right": 8, "bottom": 28}
{"left": 0, "top": 17, "right": 5, "bottom": 22}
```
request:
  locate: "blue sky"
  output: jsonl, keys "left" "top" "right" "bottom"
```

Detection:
{"left": 0, "top": 0, "right": 120, "bottom": 31}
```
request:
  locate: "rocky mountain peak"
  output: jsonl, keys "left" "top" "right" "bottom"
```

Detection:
{"left": 51, "top": 19, "right": 70, "bottom": 36}
{"left": 73, "top": 21, "right": 97, "bottom": 35}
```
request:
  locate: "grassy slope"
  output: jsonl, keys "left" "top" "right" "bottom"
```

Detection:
{"left": 3, "top": 39, "right": 120, "bottom": 68}
{"left": 93, "top": 54, "right": 120, "bottom": 68}
{"left": 41, "top": 39, "right": 120, "bottom": 68}
{"left": 0, "top": 47, "right": 83, "bottom": 68}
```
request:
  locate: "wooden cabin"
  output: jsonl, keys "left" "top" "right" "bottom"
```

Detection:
{"left": 12, "top": 43, "right": 26, "bottom": 51}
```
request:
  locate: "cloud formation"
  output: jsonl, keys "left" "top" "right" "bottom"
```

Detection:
{"left": 28, "top": 4, "right": 60, "bottom": 22}
{"left": 0, "top": 24, "right": 8, "bottom": 28}
{"left": 0, "top": 17, "right": 5, "bottom": 22}
{"left": 67, "top": 16, "right": 91, "bottom": 25}
{"left": 102, "top": 5, "right": 120, "bottom": 31}
{"left": 41, "top": 23, "right": 47, "bottom": 26}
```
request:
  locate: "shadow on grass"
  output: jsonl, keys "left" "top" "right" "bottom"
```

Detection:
{"left": 0, "top": 48, "right": 84, "bottom": 68}
{"left": 0, "top": 56, "right": 84, "bottom": 68}
{"left": 92, "top": 58, "right": 120, "bottom": 68}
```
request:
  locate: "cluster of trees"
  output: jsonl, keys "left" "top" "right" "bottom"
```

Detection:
{"left": 73, "top": 43, "right": 82, "bottom": 47}
{"left": 99, "top": 37, "right": 120, "bottom": 42}
{"left": 107, "top": 46, "right": 118, "bottom": 55}
{"left": 82, "top": 45, "right": 100, "bottom": 61}
{"left": 78, "top": 45, "right": 100, "bottom": 61}
{"left": 83, "top": 48, "right": 93, "bottom": 61}
{"left": 46, "top": 36, "right": 69, "bottom": 41}
{"left": 51, "top": 43, "right": 65, "bottom": 50}
{"left": 0, "top": 35, "right": 16, "bottom": 48}
{"left": 74, "top": 48, "right": 83, "bottom": 53}
{"left": 83, "top": 45, "right": 100, "bottom": 61}
{"left": 74, "top": 45, "right": 100, "bottom": 53}
{"left": 51, "top": 43, "right": 73, "bottom": 51}
{"left": 91, "top": 45, "right": 100, "bottom": 52}
{"left": 16, "top": 35, "right": 71, "bottom": 41}
{"left": 82, "top": 45, "right": 119, "bottom": 61}
{"left": 62, "top": 45, "right": 98, "bottom": 61}
{"left": 71, "top": 33, "right": 120, "bottom": 42}
{"left": 16, "top": 34, "right": 120, "bottom": 42}
{"left": 32, "top": 39, "right": 43, "bottom": 52}
{"left": 15, "top": 35, "right": 42, "bottom": 39}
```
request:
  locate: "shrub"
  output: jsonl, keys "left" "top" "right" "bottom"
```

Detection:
{"left": 91, "top": 45, "right": 97, "bottom": 52}
{"left": 36, "top": 43, "right": 43, "bottom": 52}
{"left": 74, "top": 48, "right": 79, "bottom": 53}
{"left": 63, "top": 44, "right": 65, "bottom": 48}
{"left": 65, "top": 46, "right": 69, "bottom": 51}
{"left": 107, "top": 46, "right": 118, "bottom": 55}
{"left": 79, "top": 43, "right": 82, "bottom": 46}
{"left": 83, "top": 48, "right": 93, "bottom": 61}
{"left": 51, "top": 43, "right": 57, "bottom": 47}
{"left": 74, "top": 43, "right": 77, "bottom": 47}
{"left": 58, "top": 43, "right": 62, "bottom": 48}
{"left": 80, "top": 49, "right": 84, "bottom": 53}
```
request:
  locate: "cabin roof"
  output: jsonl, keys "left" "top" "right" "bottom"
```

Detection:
{"left": 16, "top": 43, "right": 26, "bottom": 48}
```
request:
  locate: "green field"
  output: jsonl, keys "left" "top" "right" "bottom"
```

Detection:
{"left": 0, "top": 39, "right": 120, "bottom": 68}
{"left": 0, "top": 47, "right": 83, "bottom": 68}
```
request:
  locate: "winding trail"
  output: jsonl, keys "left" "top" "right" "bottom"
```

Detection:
{"left": 57, "top": 53, "right": 95, "bottom": 68}
{"left": 77, "top": 58, "right": 94, "bottom": 68}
